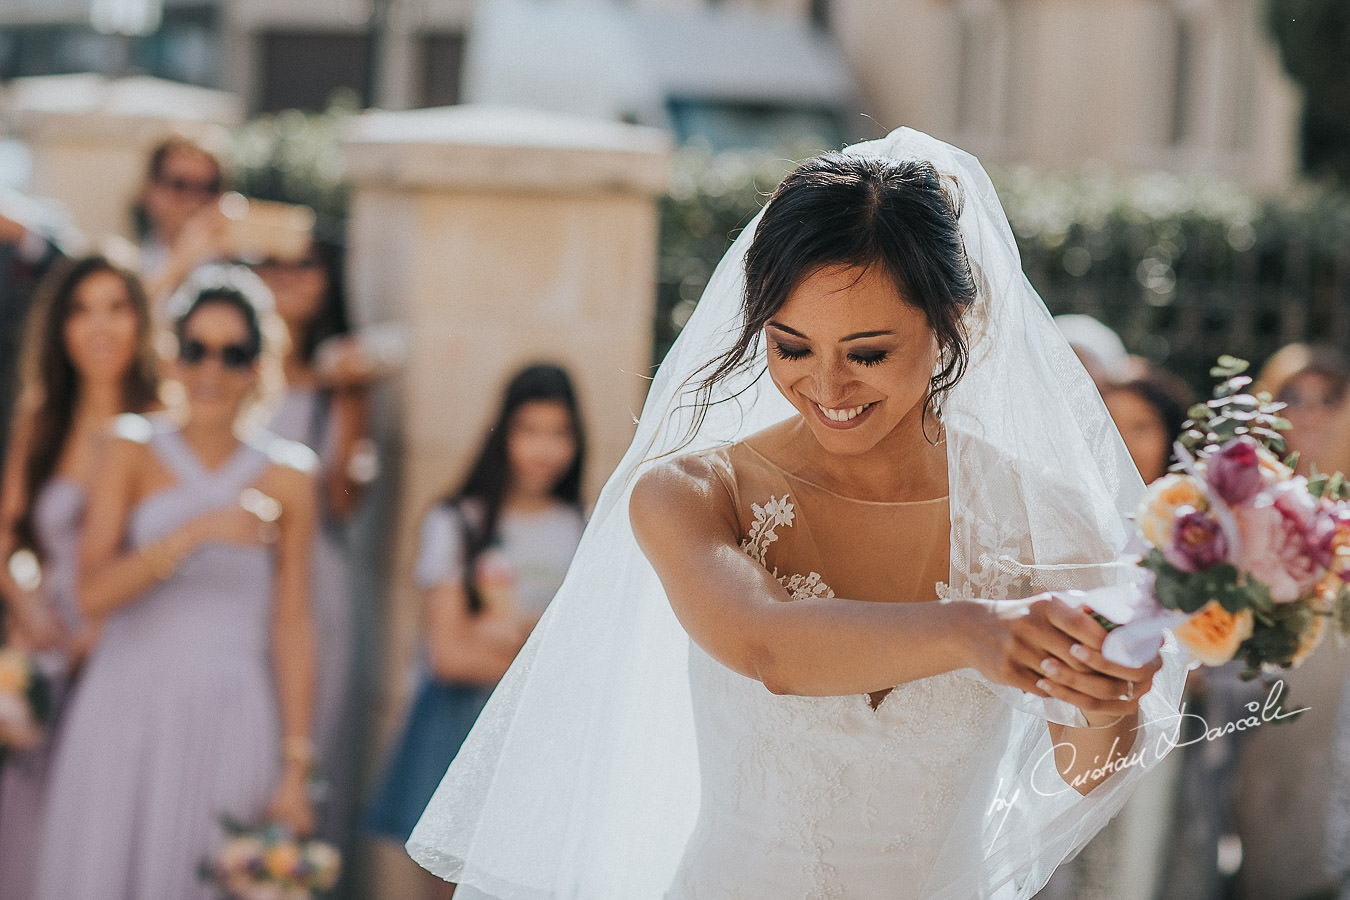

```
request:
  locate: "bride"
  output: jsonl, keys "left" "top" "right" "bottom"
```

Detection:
{"left": 407, "top": 128, "right": 1186, "bottom": 898}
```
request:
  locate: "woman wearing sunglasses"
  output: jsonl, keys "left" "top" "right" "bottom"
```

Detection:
{"left": 135, "top": 136, "right": 231, "bottom": 304}
{"left": 32, "top": 266, "right": 319, "bottom": 900}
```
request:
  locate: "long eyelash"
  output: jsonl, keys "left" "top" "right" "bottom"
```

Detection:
{"left": 771, "top": 343, "right": 810, "bottom": 361}
{"left": 850, "top": 353, "right": 888, "bottom": 367}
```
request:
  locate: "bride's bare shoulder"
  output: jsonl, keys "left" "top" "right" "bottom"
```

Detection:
{"left": 632, "top": 448, "right": 731, "bottom": 508}
{"left": 629, "top": 446, "right": 741, "bottom": 542}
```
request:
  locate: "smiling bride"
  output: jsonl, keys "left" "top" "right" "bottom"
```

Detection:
{"left": 406, "top": 128, "right": 1187, "bottom": 899}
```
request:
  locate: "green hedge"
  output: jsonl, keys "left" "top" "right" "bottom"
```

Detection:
{"left": 658, "top": 148, "right": 1350, "bottom": 391}
{"left": 227, "top": 112, "right": 1350, "bottom": 391}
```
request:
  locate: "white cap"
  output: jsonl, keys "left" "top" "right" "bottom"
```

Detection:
{"left": 1053, "top": 314, "right": 1129, "bottom": 385}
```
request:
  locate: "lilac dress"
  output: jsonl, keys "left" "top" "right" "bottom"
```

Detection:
{"left": 0, "top": 478, "right": 84, "bottom": 900}
{"left": 34, "top": 420, "right": 285, "bottom": 900}
{"left": 265, "top": 387, "right": 354, "bottom": 840}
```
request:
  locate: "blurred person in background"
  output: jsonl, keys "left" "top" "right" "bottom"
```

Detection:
{"left": 1040, "top": 363, "right": 1197, "bottom": 900}
{"left": 1100, "top": 364, "right": 1262, "bottom": 900}
{"left": 33, "top": 267, "right": 318, "bottom": 900}
{"left": 1321, "top": 346, "right": 1350, "bottom": 900}
{"left": 366, "top": 363, "right": 586, "bottom": 900}
{"left": 1102, "top": 365, "right": 1194, "bottom": 485}
{"left": 135, "top": 136, "right": 231, "bottom": 304}
{"left": 1228, "top": 343, "right": 1350, "bottom": 900}
{"left": 1328, "top": 637, "right": 1350, "bottom": 900}
{"left": 1255, "top": 343, "right": 1349, "bottom": 475}
{"left": 0, "top": 190, "right": 79, "bottom": 464}
{"left": 1054, "top": 313, "right": 1138, "bottom": 390}
{"left": 251, "top": 237, "right": 381, "bottom": 885}
{"left": 0, "top": 256, "right": 159, "bottom": 900}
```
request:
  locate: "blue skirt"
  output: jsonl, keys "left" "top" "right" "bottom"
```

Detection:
{"left": 366, "top": 677, "right": 493, "bottom": 844}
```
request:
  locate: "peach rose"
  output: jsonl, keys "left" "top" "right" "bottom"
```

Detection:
{"left": 264, "top": 842, "right": 302, "bottom": 881}
{"left": 1174, "top": 600, "right": 1254, "bottom": 666}
{"left": 1139, "top": 474, "right": 1208, "bottom": 548}
{"left": 1255, "top": 443, "right": 1294, "bottom": 483}
{"left": 1310, "top": 573, "right": 1339, "bottom": 614}
{"left": 0, "top": 649, "right": 30, "bottom": 695}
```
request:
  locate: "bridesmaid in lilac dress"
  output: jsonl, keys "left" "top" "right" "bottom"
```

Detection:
{"left": 33, "top": 268, "right": 318, "bottom": 900}
{"left": 0, "top": 256, "right": 159, "bottom": 900}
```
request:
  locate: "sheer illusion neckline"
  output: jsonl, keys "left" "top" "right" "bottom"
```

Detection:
{"left": 740, "top": 442, "right": 949, "bottom": 507}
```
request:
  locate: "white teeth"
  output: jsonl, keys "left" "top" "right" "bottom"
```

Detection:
{"left": 817, "top": 402, "right": 871, "bottom": 422}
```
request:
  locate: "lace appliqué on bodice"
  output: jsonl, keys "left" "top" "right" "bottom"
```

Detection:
{"left": 741, "top": 494, "right": 835, "bottom": 602}
{"left": 672, "top": 492, "right": 999, "bottom": 899}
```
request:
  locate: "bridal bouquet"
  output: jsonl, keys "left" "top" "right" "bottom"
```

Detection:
{"left": 0, "top": 645, "right": 51, "bottom": 752}
{"left": 201, "top": 819, "right": 341, "bottom": 900}
{"left": 1097, "top": 357, "right": 1350, "bottom": 677}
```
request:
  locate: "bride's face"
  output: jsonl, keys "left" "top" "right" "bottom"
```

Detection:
{"left": 764, "top": 264, "right": 939, "bottom": 456}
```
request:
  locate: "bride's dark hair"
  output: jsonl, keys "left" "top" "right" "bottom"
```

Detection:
{"left": 679, "top": 152, "right": 977, "bottom": 444}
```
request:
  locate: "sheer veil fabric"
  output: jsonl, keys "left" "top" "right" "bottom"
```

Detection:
{"left": 406, "top": 127, "right": 1187, "bottom": 898}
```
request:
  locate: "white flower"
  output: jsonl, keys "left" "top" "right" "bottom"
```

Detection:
{"left": 763, "top": 495, "right": 795, "bottom": 528}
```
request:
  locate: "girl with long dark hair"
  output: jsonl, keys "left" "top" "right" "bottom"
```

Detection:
{"left": 368, "top": 363, "right": 586, "bottom": 899}
{"left": 0, "top": 256, "right": 159, "bottom": 900}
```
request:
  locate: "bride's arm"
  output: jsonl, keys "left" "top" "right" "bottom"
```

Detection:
{"left": 631, "top": 455, "right": 1156, "bottom": 711}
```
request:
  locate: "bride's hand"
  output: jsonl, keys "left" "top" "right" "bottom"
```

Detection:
{"left": 964, "top": 593, "right": 1161, "bottom": 720}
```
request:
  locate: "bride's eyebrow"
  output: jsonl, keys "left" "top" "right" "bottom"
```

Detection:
{"left": 766, "top": 321, "right": 895, "bottom": 342}
{"left": 765, "top": 321, "right": 807, "bottom": 339}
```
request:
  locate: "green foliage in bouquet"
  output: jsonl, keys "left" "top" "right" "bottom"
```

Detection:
{"left": 1146, "top": 550, "right": 1271, "bottom": 617}
{"left": 1233, "top": 601, "right": 1313, "bottom": 674}
{"left": 1175, "top": 356, "right": 1291, "bottom": 463}
{"left": 1177, "top": 354, "right": 1350, "bottom": 503}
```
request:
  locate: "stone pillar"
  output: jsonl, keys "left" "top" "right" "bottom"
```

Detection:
{"left": 341, "top": 104, "right": 669, "bottom": 896}
{"left": 3, "top": 74, "right": 244, "bottom": 246}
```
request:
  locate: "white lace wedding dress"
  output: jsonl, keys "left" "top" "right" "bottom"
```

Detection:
{"left": 667, "top": 437, "right": 1046, "bottom": 899}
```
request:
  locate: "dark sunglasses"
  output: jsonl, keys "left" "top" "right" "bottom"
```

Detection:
{"left": 154, "top": 175, "right": 222, "bottom": 196}
{"left": 179, "top": 338, "right": 258, "bottom": 369}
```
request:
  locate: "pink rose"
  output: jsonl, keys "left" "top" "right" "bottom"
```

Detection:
{"left": 1237, "top": 487, "right": 1325, "bottom": 602}
{"left": 1303, "top": 505, "right": 1348, "bottom": 573}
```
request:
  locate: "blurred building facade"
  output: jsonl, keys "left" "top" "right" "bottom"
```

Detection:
{"left": 1, "top": 0, "right": 1298, "bottom": 188}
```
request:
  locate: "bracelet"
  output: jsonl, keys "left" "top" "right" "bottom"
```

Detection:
{"left": 141, "top": 541, "right": 180, "bottom": 581}
{"left": 282, "top": 735, "right": 315, "bottom": 768}
{"left": 1078, "top": 710, "right": 1135, "bottom": 730}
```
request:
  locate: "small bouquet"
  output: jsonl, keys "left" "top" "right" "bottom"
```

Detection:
{"left": 1097, "top": 357, "right": 1350, "bottom": 677}
{"left": 0, "top": 644, "right": 51, "bottom": 753}
{"left": 201, "top": 818, "right": 341, "bottom": 900}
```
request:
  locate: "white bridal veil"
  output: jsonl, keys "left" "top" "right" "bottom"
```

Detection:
{"left": 407, "top": 127, "right": 1187, "bottom": 898}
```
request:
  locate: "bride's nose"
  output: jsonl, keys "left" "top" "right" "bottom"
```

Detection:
{"left": 811, "top": 357, "right": 853, "bottom": 405}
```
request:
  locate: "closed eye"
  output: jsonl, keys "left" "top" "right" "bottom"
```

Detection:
{"left": 849, "top": 351, "right": 888, "bottom": 367}
{"left": 771, "top": 342, "right": 810, "bottom": 361}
